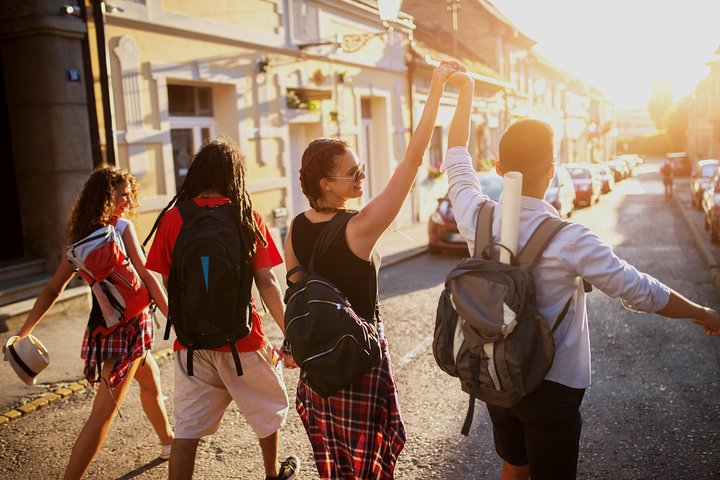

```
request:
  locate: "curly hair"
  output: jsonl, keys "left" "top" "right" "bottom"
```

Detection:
{"left": 174, "top": 139, "right": 265, "bottom": 257}
{"left": 66, "top": 164, "right": 138, "bottom": 244}
{"left": 300, "top": 138, "right": 350, "bottom": 212}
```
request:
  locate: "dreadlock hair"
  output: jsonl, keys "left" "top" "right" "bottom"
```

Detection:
{"left": 67, "top": 164, "right": 138, "bottom": 244}
{"left": 174, "top": 139, "right": 265, "bottom": 256}
{"left": 300, "top": 138, "right": 351, "bottom": 212}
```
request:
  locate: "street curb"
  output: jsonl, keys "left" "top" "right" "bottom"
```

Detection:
{"left": 672, "top": 193, "right": 720, "bottom": 296}
{"left": 0, "top": 347, "right": 175, "bottom": 427}
{"left": 379, "top": 246, "right": 429, "bottom": 270}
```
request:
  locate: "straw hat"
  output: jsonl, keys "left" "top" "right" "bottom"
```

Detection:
{"left": 4, "top": 335, "right": 50, "bottom": 385}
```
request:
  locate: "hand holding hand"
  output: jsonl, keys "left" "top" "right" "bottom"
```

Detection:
{"left": 448, "top": 70, "right": 474, "bottom": 89}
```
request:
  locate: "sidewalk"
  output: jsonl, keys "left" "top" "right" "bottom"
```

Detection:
{"left": 672, "top": 177, "right": 720, "bottom": 295}
{"left": 0, "top": 219, "right": 431, "bottom": 420}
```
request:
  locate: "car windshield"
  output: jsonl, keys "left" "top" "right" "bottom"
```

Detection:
{"left": 701, "top": 164, "right": 718, "bottom": 177}
{"left": 568, "top": 168, "right": 591, "bottom": 179}
{"left": 478, "top": 175, "right": 503, "bottom": 201}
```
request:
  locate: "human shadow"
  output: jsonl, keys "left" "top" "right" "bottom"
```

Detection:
{"left": 115, "top": 457, "right": 166, "bottom": 479}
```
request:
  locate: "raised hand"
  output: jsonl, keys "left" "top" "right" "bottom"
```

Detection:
{"left": 430, "top": 60, "right": 460, "bottom": 92}
{"left": 448, "top": 70, "right": 474, "bottom": 88}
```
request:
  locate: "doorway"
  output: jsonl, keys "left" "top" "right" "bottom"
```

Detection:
{"left": 288, "top": 122, "right": 321, "bottom": 217}
{"left": 0, "top": 53, "right": 24, "bottom": 262}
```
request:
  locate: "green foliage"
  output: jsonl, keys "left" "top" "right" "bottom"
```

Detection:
{"left": 648, "top": 77, "right": 673, "bottom": 130}
{"left": 618, "top": 130, "right": 672, "bottom": 156}
{"left": 663, "top": 99, "right": 689, "bottom": 151}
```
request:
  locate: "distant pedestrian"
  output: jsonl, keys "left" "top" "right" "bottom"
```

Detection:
{"left": 5, "top": 165, "right": 174, "bottom": 479}
{"left": 282, "top": 60, "right": 460, "bottom": 479}
{"left": 441, "top": 67, "right": 720, "bottom": 480}
{"left": 145, "top": 140, "right": 299, "bottom": 480}
{"left": 661, "top": 158, "right": 674, "bottom": 199}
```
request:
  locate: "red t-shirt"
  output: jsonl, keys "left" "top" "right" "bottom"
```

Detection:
{"left": 145, "top": 196, "right": 283, "bottom": 352}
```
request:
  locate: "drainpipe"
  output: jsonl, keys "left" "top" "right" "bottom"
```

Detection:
{"left": 92, "top": 0, "right": 116, "bottom": 165}
{"left": 80, "top": 1, "right": 102, "bottom": 167}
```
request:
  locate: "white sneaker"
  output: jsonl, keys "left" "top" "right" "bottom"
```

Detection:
{"left": 160, "top": 443, "right": 172, "bottom": 460}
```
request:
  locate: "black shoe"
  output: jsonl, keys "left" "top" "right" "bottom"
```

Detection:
{"left": 265, "top": 455, "right": 300, "bottom": 480}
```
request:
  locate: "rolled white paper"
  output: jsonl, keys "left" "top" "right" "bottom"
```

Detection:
{"left": 499, "top": 171, "right": 523, "bottom": 264}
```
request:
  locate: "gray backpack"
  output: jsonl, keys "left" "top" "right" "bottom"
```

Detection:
{"left": 433, "top": 202, "right": 573, "bottom": 435}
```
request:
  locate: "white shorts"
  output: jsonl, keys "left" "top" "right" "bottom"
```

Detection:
{"left": 173, "top": 344, "right": 289, "bottom": 439}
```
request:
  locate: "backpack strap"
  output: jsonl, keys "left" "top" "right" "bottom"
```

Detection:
{"left": 516, "top": 215, "right": 568, "bottom": 271}
{"left": 308, "top": 210, "right": 357, "bottom": 273}
{"left": 142, "top": 195, "right": 177, "bottom": 250}
{"left": 472, "top": 202, "right": 495, "bottom": 259}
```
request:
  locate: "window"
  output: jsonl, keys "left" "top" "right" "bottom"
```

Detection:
{"left": 168, "top": 85, "right": 214, "bottom": 116}
{"left": 168, "top": 84, "right": 215, "bottom": 191}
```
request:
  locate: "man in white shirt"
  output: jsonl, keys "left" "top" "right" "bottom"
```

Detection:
{"left": 441, "top": 67, "right": 720, "bottom": 480}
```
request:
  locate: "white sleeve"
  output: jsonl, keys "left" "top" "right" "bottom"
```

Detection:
{"left": 440, "top": 147, "right": 492, "bottom": 253}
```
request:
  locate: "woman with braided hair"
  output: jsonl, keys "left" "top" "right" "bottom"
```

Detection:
{"left": 146, "top": 140, "right": 300, "bottom": 480}
{"left": 282, "top": 60, "right": 463, "bottom": 478}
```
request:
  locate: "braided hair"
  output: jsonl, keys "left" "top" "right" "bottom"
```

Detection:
{"left": 300, "top": 138, "right": 351, "bottom": 212}
{"left": 67, "top": 164, "right": 137, "bottom": 244}
{"left": 173, "top": 140, "right": 265, "bottom": 256}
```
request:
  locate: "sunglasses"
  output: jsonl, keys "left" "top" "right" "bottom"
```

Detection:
{"left": 327, "top": 163, "right": 365, "bottom": 184}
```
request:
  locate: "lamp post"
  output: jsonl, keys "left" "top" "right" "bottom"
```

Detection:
{"left": 298, "top": 0, "right": 401, "bottom": 54}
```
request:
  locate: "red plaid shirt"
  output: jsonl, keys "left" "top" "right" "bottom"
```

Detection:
{"left": 81, "top": 308, "right": 153, "bottom": 387}
{"left": 296, "top": 344, "right": 406, "bottom": 479}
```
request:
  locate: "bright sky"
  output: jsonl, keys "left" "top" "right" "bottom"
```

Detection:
{"left": 489, "top": 0, "right": 720, "bottom": 110}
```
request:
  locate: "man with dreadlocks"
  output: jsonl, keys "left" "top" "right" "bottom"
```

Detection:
{"left": 146, "top": 140, "right": 299, "bottom": 480}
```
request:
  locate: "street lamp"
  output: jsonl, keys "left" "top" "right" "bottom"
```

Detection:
{"left": 298, "top": 0, "right": 402, "bottom": 54}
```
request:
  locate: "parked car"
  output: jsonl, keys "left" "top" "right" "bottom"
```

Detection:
{"left": 702, "top": 169, "right": 720, "bottom": 244}
{"left": 544, "top": 165, "right": 576, "bottom": 218}
{"left": 691, "top": 159, "right": 720, "bottom": 209}
{"left": 592, "top": 164, "right": 615, "bottom": 193}
{"left": 667, "top": 151, "right": 692, "bottom": 176}
{"left": 428, "top": 171, "right": 503, "bottom": 254}
{"left": 605, "top": 159, "right": 630, "bottom": 182}
{"left": 566, "top": 163, "right": 601, "bottom": 206}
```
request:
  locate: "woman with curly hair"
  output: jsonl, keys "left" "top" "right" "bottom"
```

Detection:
{"left": 282, "top": 60, "right": 461, "bottom": 479}
{"left": 7, "top": 164, "right": 173, "bottom": 479}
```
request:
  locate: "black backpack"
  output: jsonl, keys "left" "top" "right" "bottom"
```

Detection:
{"left": 166, "top": 200, "right": 255, "bottom": 377}
{"left": 284, "top": 211, "right": 383, "bottom": 397}
{"left": 433, "top": 202, "right": 584, "bottom": 435}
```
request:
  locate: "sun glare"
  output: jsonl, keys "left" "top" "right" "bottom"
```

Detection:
{"left": 490, "top": 0, "right": 720, "bottom": 109}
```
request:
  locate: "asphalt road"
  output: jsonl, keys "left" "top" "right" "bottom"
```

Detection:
{"left": 1, "top": 161, "right": 718, "bottom": 479}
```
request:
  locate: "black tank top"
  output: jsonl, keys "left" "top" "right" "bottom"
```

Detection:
{"left": 291, "top": 212, "right": 379, "bottom": 322}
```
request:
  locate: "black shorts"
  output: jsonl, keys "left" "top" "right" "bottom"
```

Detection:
{"left": 486, "top": 380, "right": 585, "bottom": 480}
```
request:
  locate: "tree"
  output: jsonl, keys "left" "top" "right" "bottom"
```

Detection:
{"left": 664, "top": 99, "right": 689, "bottom": 151}
{"left": 648, "top": 77, "right": 673, "bottom": 130}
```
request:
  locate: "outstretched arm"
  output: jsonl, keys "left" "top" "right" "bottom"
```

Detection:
{"left": 656, "top": 289, "right": 720, "bottom": 335}
{"left": 447, "top": 71, "right": 475, "bottom": 148}
{"left": 347, "top": 61, "right": 460, "bottom": 259}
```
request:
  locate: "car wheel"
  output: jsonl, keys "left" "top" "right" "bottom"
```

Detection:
{"left": 428, "top": 245, "right": 442, "bottom": 254}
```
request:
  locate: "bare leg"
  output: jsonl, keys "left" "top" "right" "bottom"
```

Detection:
{"left": 258, "top": 431, "right": 280, "bottom": 477}
{"left": 133, "top": 353, "right": 173, "bottom": 445}
{"left": 500, "top": 460, "right": 530, "bottom": 480}
{"left": 63, "top": 358, "right": 141, "bottom": 480}
{"left": 169, "top": 438, "right": 200, "bottom": 480}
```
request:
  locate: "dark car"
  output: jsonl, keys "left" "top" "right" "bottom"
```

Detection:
{"left": 667, "top": 152, "right": 692, "bottom": 177}
{"left": 691, "top": 159, "right": 720, "bottom": 210}
{"left": 544, "top": 165, "right": 576, "bottom": 218}
{"left": 702, "top": 169, "right": 720, "bottom": 243}
{"left": 428, "top": 171, "right": 503, "bottom": 254}
{"left": 566, "top": 163, "right": 601, "bottom": 206}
